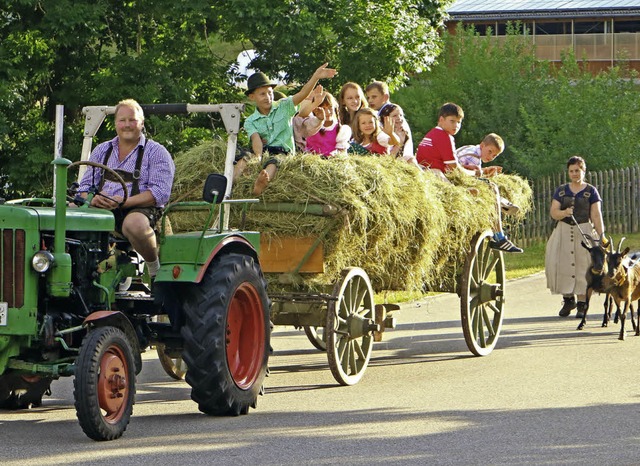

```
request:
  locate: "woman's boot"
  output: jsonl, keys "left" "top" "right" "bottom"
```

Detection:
{"left": 559, "top": 296, "right": 577, "bottom": 317}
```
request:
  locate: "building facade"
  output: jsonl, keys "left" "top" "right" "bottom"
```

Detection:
{"left": 446, "top": 0, "right": 640, "bottom": 72}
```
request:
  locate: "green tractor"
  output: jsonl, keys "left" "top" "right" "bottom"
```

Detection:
{"left": 0, "top": 103, "right": 271, "bottom": 440}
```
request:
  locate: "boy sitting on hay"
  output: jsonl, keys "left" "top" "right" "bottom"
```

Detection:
{"left": 238, "top": 64, "right": 337, "bottom": 195}
{"left": 416, "top": 103, "right": 523, "bottom": 253}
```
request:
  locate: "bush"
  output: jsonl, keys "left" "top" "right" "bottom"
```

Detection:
{"left": 393, "top": 24, "right": 640, "bottom": 179}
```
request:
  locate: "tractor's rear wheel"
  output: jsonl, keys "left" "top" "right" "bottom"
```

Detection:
{"left": 181, "top": 253, "right": 270, "bottom": 416}
{"left": 74, "top": 326, "right": 136, "bottom": 441}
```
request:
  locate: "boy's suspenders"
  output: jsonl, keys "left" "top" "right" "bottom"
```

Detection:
{"left": 98, "top": 142, "right": 146, "bottom": 196}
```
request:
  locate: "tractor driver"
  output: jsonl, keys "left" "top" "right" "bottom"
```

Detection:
{"left": 77, "top": 98, "right": 175, "bottom": 281}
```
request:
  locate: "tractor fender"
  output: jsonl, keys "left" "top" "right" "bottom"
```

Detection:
{"left": 194, "top": 235, "right": 259, "bottom": 284}
{"left": 83, "top": 311, "right": 143, "bottom": 375}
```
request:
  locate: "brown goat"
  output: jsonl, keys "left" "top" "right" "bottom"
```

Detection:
{"left": 603, "top": 238, "right": 640, "bottom": 340}
{"left": 579, "top": 236, "right": 613, "bottom": 330}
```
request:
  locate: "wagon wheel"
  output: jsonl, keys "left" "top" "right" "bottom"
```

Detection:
{"left": 326, "top": 267, "right": 377, "bottom": 386}
{"left": 155, "top": 315, "right": 187, "bottom": 380}
{"left": 303, "top": 326, "right": 327, "bottom": 351}
{"left": 460, "top": 230, "right": 506, "bottom": 356}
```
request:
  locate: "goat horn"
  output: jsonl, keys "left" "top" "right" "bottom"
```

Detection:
{"left": 618, "top": 236, "right": 627, "bottom": 254}
{"left": 604, "top": 234, "right": 613, "bottom": 252}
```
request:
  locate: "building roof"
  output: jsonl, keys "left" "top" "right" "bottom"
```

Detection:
{"left": 448, "top": 0, "right": 640, "bottom": 21}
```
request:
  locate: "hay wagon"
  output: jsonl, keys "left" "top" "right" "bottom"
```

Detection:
{"left": 162, "top": 113, "right": 530, "bottom": 387}
{"left": 253, "top": 201, "right": 506, "bottom": 386}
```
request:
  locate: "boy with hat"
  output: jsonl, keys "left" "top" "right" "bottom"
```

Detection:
{"left": 240, "top": 63, "right": 337, "bottom": 195}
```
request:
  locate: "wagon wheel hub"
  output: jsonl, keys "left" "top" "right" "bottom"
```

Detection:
{"left": 477, "top": 281, "right": 503, "bottom": 305}
{"left": 344, "top": 313, "right": 380, "bottom": 340}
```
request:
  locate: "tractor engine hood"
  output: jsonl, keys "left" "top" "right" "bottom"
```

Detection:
{"left": 0, "top": 204, "right": 115, "bottom": 231}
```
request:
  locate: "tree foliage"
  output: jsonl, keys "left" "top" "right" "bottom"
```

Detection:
{"left": 218, "top": 0, "right": 448, "bottom": 92}
{"left": 0, "top": 0, "right": 239, "bottom": 196}
{"left": 393, "top": 24, "right": 640, "bottom": 179}
{"left": 1, "top": 0, "right": 450, "bottom": 197}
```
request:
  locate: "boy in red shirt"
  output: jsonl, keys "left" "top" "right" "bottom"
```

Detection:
{"left": 416, "top": 103, "right": 522, "bottom": 253}
{"left": 416, "top": 102, "right": 465, "bottom": 179}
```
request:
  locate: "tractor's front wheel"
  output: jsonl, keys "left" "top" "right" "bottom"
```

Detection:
{"left": 181, "top": 253, "right": 270, "bottom": 416}
{"left": 74, "top": 326, "right": 136, "bottom": 441}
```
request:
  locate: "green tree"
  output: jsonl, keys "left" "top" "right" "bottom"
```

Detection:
{"left": 0, "top": 0, "right": 240, "bottom": 197}
{"left": 217, "top": 0, "right": 450, "bottom": 92}
{"left": 1, "top": 0, "right": 450, "bottom": 197}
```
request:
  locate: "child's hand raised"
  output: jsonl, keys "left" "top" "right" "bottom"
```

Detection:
{"left": 312, "top": 106, "right": 326, "bottom": 122}
{"left": 309, "top": 85, "right": 326, "bottom": 107}
{"left": 299, "top": 85, "right": 326, "bottom": 117}
{"left": 382, "top": 116, "right": 401, "bottom": 146}
{"left": 382, "top": 116, "right": 395, "bottom": 136}
{"left": 314, "top": 63, "right": 337, "bottom": 80}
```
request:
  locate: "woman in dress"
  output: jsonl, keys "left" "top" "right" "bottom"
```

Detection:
{"left": 545, "top": 156, "right": 605, "bottom": 318}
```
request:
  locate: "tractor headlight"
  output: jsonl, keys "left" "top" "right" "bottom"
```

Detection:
{"left": 32, "top": 251, "right": 55, "bottom": 273}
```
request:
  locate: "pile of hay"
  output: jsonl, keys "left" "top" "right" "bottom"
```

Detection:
{"left": 170, "top": 141, "right": 532, "bottom": 293}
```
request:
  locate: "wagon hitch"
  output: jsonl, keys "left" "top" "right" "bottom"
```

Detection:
{"left": 373, "top": 304, "right": 399, "bottom": 342}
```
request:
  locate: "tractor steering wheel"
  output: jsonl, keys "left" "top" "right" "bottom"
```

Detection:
{"left": 68, "top": 161, "right": 129, "bottom": 209}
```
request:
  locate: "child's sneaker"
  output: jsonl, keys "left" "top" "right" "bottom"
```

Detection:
{"left": 489, "top": 236, "right": 523, "bottom": 253}
{"left": 500, "top": 198, "right": 520, "bottom": 215}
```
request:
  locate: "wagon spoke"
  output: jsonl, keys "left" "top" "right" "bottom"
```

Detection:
{"left": 472, "top": 303, "right": 480, "bottom": 332}
{"left": 473, "top": 256, "right": 481, "bottom": 282}
{"left": 354, "top": 287, "right": 369, "bottom": 316}
{"left": 470, "top": 294, "right": 480, "bottom": 310}
{"left": 487, "top": 301, "right": 501, "bottom": 317}
{"left": 476, "top": 305, "right": 487, "bottom": 346}
{"left": 480, "top": 242, "right": 492, "bottom": 277}
{"left": 339, "top": 298, "right": 350, "bottom": 318}
{"left": 349, "top": 277, "right": 362, "bottom": 313}
{"left": 337, "top": 335, "right": 348, "bottom": 359}
{"left": 343, "top": 341, "right": 354, "bottom": 374}
{"left": 483, "top": 255, "right": 500, "bottom": 281}
{"left": 482, "top": 305, "right": 496, "bottom": 338}
{"left": 353, "top": 339, "right": 366, "bottom": 361}
{"left": 470, "top": 273, "right": 479, "bottom": 289}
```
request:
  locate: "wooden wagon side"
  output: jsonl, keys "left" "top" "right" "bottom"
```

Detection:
{"left": 254, "top": 201, "right": 507, "bottom": 385}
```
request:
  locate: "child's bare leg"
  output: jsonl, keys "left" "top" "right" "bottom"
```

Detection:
{"left": 487, "top": 183, "right": 523, "bottom": 253}
{"left": 233, "top": 158, "right": 248, "bottom": 182}
{"left": 253, "top": 163, "right": 277, "bottom": 196}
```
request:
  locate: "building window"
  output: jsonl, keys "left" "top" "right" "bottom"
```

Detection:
{"left": 614, "top": 20, "right": 640, "bottom": 33}
{"left": 535, "top": 22, "right": 571, "bottom": 35}
{"left": 574, "top": 21, "right": 605, "bottom": 34}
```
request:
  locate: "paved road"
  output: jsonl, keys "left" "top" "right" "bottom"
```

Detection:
{"left": 2, "top": 272, "right": 640, "bottom": 465}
